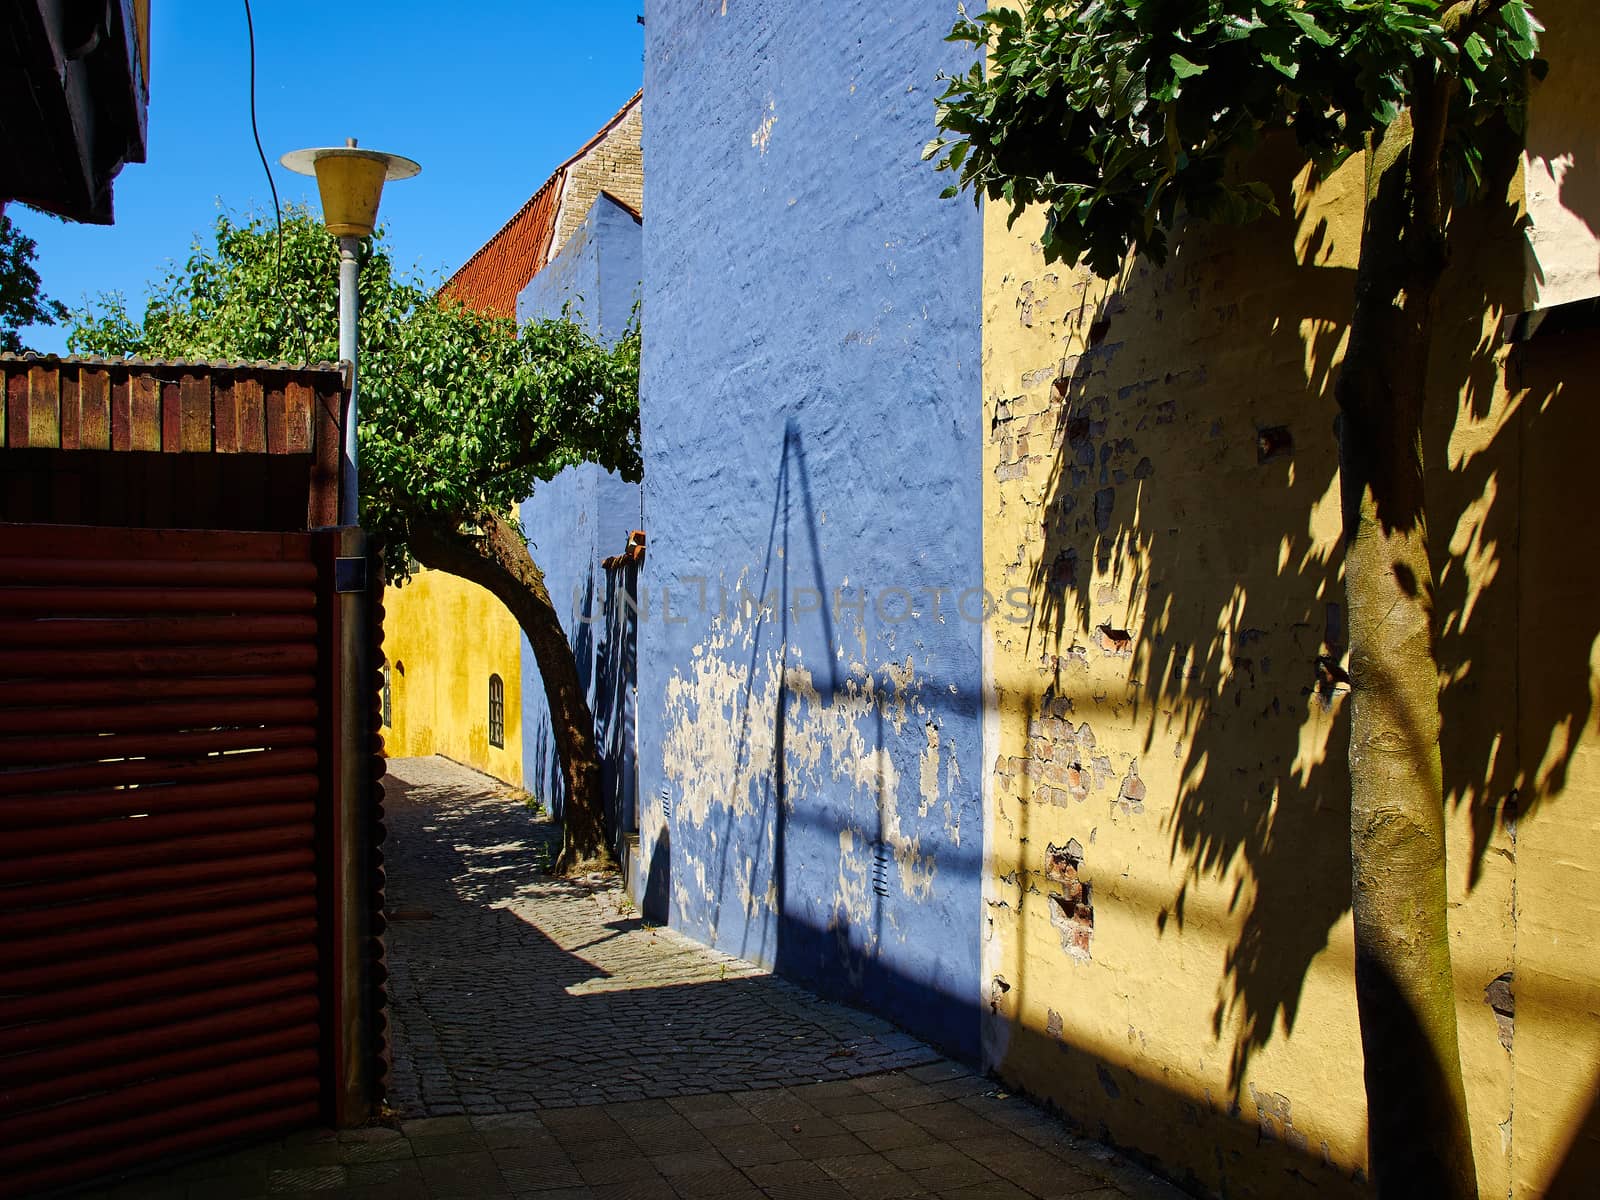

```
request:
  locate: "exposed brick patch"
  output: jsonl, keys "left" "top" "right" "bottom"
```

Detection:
{"left": 1045, "top": 839, "right": 1094, "bottom": 963}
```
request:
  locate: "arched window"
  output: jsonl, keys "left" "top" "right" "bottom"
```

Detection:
{"left": 488, "top": 674, "right": 505, "bottom": 749}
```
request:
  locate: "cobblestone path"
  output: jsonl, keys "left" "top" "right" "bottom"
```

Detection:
{"left": 80, "top": 757, "right": 1187, "bottom": 1200}
{"left": 383, "top": 756, "right": 941, "bottom": 1115}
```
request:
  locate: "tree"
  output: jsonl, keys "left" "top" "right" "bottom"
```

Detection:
{"left": 0, "top": 210, "right": 68, "bottom": 353}
{"left": 69, "top": 207, "right": 639, "bottom": 874}
{"left": 925, "top": 2, "right": 1542, "bottom": 1196}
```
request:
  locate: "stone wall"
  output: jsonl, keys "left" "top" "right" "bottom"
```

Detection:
{"left": 637, "top": 0, "right": 986, "bottom": 1059}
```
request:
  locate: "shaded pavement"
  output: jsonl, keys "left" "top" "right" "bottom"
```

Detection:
{"left": 80, "top": 757, "right": 1186, "bottom": 1200}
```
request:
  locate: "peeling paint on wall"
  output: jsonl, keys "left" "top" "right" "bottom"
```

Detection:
{"left": 641, "top": 0, "right": 984, "bottom": 1058}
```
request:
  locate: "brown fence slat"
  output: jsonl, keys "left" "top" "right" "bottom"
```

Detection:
{"left": 237, "top": 375, "right": 267, "bottom": 452}
{"left": 309, "top": 381, "right": 342, "bottom": 525}
{"left": 130, "top": 373, "right": 160, "bottom": 451}
{"left": 179, "top": 372, "right": 213, "bottom": 451}
{"left": 285, "top": 378, "right": 314, "bottom": 454}
{"left": 26, "top": 364, "right": 58, "bottom": 449}
{"left": 4, "top": 369, "right": 25, "bottom": 448}
{"left": 58, "top": 368, "right": 80, "bottom": 449}
{"left": 265, "top": 378, "right": 289, "bottom": 453}
{"left": 109, "top": 371, "right": 131, "bottom": 449}
{"left": 80, "top": 367, "right": 111, "bottom": 449}
{"left": 160, "top": 377, "right": 181, "bottom": 451}
{"left": 212, "top": 374, "right": 238, "bottom": 452}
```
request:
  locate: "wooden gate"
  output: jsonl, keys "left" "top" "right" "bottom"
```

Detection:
{"left": 0, "top": 522, "right": 364, "bottom": 1197}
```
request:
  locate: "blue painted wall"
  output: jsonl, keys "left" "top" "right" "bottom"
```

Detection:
{"left": 639, "top": 2, "right": 985, "bottom": 1059}
{"left": 518, "top": 196, "right": 644, "bottom": 840}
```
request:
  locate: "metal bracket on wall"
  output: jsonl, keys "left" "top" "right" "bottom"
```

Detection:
{"left": 334, "top": 557, "right": 368, "bottom": 593}
{"left": 871, "top": 844, "right": 891, "bottom": 898}
{"left": 660, "top": 785, "right": 673, "bottom": 822}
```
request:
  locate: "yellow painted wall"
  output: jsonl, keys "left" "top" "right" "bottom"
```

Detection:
{"left": 381, "top": 566, "right": 524, "bottom": 787}
{"left": 980, "top": 6, "right": 1597, "bottom": 1196}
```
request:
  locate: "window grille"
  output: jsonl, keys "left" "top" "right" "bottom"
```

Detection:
{"left": 488, "top": 673, "right": 505, "bottom": 748}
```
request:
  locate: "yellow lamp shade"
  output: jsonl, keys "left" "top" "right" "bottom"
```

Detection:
{"left": 280, "top": 143, "right": 421, "bottom": 238}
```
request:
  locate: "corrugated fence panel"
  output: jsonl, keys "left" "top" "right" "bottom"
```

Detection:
{"left": 0, "top": 524, "right": 325, "bottom": 1198}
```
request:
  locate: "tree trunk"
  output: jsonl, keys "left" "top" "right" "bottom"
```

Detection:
{"left": 407, "top": 511, "right": 614, "bottom": 875}
{"left": 1333, "top": 103, "right": 1477, "bottom": 1199}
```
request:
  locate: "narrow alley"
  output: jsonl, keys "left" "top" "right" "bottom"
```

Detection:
{"left": 86, "top": 757, "right": 1184, "bottom": 1200}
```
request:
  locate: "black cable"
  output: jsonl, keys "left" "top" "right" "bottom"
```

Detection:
{"left": 243, "top": 0, "right": 306, "bottom": 362}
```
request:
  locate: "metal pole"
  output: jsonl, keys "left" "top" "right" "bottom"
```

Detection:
{"left": 337, "top": 235, "right": 361, "bottom": 525}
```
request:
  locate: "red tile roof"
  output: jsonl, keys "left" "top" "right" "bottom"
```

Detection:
{"left": 442, "top": 91, "right": 642, "bottom": 319}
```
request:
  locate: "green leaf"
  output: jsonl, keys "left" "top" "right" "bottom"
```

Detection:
{"left": 1463, "top": 31, "right": 1491, "bottom": 71}
{"left": 1286, "top": 9, "right": 1336, "bottom": 48}
{"left": 1170, "top": 53, "right": 1207, "bottom": 80}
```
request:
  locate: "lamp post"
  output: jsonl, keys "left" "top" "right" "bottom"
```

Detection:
{"left": 281, "top": 139, "right": 419, "bottom": 525}
{"left": 278, "top": 140, "right": 417, "bottom": 1128}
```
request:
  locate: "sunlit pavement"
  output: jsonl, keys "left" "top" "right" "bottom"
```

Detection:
{"left": 78, "top": 757, "right": 1186, "bottom": 1200}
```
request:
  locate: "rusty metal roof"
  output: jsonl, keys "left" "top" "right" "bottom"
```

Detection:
{"left": 442, "top": 90, "right": 642, "bottom": 319}
{"left": 0, "top": 352, "right": 344, "bottom": 375}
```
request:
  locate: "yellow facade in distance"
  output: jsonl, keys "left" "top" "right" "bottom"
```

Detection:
{"left": 979, "top": 2, "right": 1598, "bottom": 1195}
{"left": 381, "top": 566, "right": 523, "bottom": 788}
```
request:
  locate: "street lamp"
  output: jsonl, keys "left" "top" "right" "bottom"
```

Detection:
{"left": 281, "top": 138, "right": 420, "bottom": 525}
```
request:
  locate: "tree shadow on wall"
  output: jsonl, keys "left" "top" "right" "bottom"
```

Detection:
{"left": 1000, "top": 129, "right": 1600, "bottom": 1096}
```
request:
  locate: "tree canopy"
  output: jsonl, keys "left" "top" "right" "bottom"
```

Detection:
{"left": 926, "top": 0, "right": 1543, "bottom": 276}
{"left": 0, "top": 211, "right": 67, "bottom": 353}
{"left": 67, "top": 205, "right": 641, "bottom": 575}
{"left": 926, "top": 3, "right": 1545, "bottom": 1196}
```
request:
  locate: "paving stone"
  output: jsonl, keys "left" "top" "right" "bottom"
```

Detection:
{"left": 816, "top": 1152, "right": 902, "bottom": 1181}
{"left": 92, "top": 757, "right": 1182, "bottom": 1200}
{"left": 855, "top": 1121, "right": 939, "bottom": 1153}
{"left": 415, "top": 1149, "right": 511, "bottom": 1197}
{"left": 763, "top": 1182, "right": 856, "bottom": 1200}
{"left": 407, "top": 1131, "right": 486, "bottom": 1158}
{"left": 938, "top": 1182, "right": 1033, "bottom": 1200}
{"left": 336, "top": 1135, "right": 415, "bottom": 1164}
{"left": 576, "top": 1155, "right": 667, "bottom": 1186}
{"left": 648, "top": 1148, "right": 729, "bottom": 1176}
{"left": 344, "top": 1158, "right": 425, "bottom": 1189}
{"left": 742, "top": 1158, "right": 833, "bottom": 1188}
{"left": 265, "top": 1164, "right": 346, "bottom": 1192}
{"left": 492, "top": 1145, "right": 575, "bottom": 1173}
{"left": 498, "top": 1160, "right": 587, "bottom": 1191}
{"left": 837, "top": 1169, "right": 932, "bottom": 1199}
{"left": 664, "top": 1165, "right": 759, "bottom": 1195}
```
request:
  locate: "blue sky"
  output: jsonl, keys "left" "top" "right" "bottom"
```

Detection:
{"left": 11, "top": 1, "right": 644, "bottom": 354}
